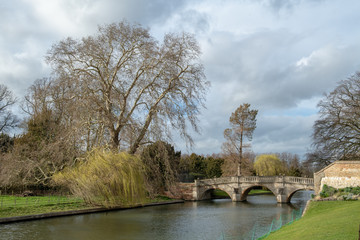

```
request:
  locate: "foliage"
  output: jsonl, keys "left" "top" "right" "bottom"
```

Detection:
{"left": 319, "top": 184, "right": 337, "bottom": 198}
{"left": 319, "top": 184, "right": 360, "bottom": 199}
{"left": 254, "top": 154, "right": 284, "bottom": 176}
{"left": 211, "top": 189, "right": 230, "bottom": 198}
{"left": 179, "top": 153, "right": 225, "bottom": 181}
{"left": 342, "top": 186, "right": 360, "bottom": 195}
{"left": 140, "top": 141, "right": 180, "bottom": 196}
{"left": 0, "top": 109, "right": 78, "bottom": 188}
{"left": 45, "top": 20, "right": 208, "bottom": 153}
{"left": 0, "top": 133, "right": 14, "bottom": 153}
{"left": 53, "top": 148, "right": 145, "bottom": 207}
{"left": 223, "top": 103, "right": 258, "bottom": 176}
{"left": 179, "top": 153, "right": 206, "bottom": 180}
{"left": 310, "top": 72, "right": 360, "bottom": 165}
{"left": 18, "top": 109, "right": 59, "bottom": 146}
{"left": 0, "top": 84, "right": 19, "bottom": 133}
{"left": 190, "top": 153, "right": 207, "bottom": 176}
{"left": 205, "top": 157, "right": 224, "bottom": 178}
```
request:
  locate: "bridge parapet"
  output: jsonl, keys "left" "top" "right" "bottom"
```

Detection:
{"left": 240, "top": 176, "right": 279, "bottom": 183}
{"left": 284, "top": 176, "right": 314, "bottom": 185}
{"left": 195, "top": 177, "right": 234, "bottom": 186}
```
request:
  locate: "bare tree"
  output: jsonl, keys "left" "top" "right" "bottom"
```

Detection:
{"left": 11, "top": 78, "right": 81, "bottom": 186}
{"left": 221, "top": 151, "right": 255, "bottom": 176}
{"left": 311, "top": 72, "right": 360, "bottom": 163}
{"left": 46, "top": 21, "right": 208, "bottom": 153}
{"left": 223, "top": 103, "right": 258, "bottom": 176}
{"left": 0, "top": 84, "right": 19, "bottom": 133}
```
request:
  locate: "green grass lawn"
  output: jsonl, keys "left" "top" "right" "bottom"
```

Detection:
{"left": 248, "top": 189, "right": 272, "bottom": 195}
{"left": 0, "top": 195, "right": 89, "bottom": 218}
{"left": 0, "top": 195, "right": 178, "bottom": 218}
{"left": 212, "top": 189, "right": 272, "bottom": 198}
{"left": 263, "top": 201, "right": 360, "bottom": 240}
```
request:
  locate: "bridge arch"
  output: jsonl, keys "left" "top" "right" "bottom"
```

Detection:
{"left": 240, "top": 185, "right": 277, "bottom": 201}
{"left": 286, "top": 187, "right": 314, "bottom": 203}
{"left": 198, "top": 186, "right": 234, "bottom": 201}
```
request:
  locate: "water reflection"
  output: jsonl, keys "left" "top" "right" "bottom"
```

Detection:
{"left": 0, "top": 191, "right": 313, "bottom": 240}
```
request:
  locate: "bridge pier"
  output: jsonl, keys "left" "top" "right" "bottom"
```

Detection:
{"left": 276, "top": 194, "right": 288, "bottom": 203}
{"left": 231, "top": 188, "right": 241, "bottom": 202}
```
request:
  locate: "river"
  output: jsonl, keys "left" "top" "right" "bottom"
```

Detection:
{"left": 0, "top": 191, "right": 312, "bottom": 240}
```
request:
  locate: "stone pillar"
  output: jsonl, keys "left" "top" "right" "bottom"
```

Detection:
{"left": 314, "top": 171, "right": 325, "bottom": 195}
{"left": 276, "top": 194, "right": 288, "bottom": 203}
{"left": 231, "top": 188, "right": 241, "bottom": 202}
{"left": 276, "top": 187, "right": 288, "bottom": 203}
{"left": 193, "top": 179, "right": 200, "bottom": 200}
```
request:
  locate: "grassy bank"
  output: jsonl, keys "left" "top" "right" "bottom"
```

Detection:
{"left": 0, "top": 195, "right": 90, "bottom": 218}
{"left": 212, "top": 189, "right": 271, "bottom": 198}
{"left": 0, "top": 195, "right": 175, "bottom": 218}
{"left": 263, "top": 201, "right": 360, "bottom": 240}
{"left": 248, "top": 189, "right": 272, "bottom": 195}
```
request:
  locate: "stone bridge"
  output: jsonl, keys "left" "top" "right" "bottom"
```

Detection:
{"left": 185, "top": 176, "right": 314, "bottom": 203}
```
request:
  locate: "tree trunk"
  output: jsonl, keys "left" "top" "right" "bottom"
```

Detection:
{"left": 110, "top": 128, "right": 120, "bottom": 150}
{"left": 128, "top": 109, "right": 155, "bottom": 154}
{"left": 238, "top": 129, "right": 243, "bottom": 176}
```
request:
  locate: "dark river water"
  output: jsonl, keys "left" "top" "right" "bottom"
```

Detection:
{"left": 0, "top": 191, "right": 312, "bottom": 240}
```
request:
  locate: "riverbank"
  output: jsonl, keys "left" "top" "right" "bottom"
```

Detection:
{"left": 0, "top": 195, "right": 183, "bottom": 224}
{"left": 263, "top": 200, "right": 360, "bottom": 240}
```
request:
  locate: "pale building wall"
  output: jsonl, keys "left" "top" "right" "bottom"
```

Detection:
{"left": 314, "top": 161, "right": 360, "bottom": 194}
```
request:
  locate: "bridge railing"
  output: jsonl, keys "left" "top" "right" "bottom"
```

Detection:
{"left": 195, "top": 176, "right": 314, "bottom": 186}
{"left": 196, "top": 177, "right": 234, "bottom": 185}
{"left": 240, "top": 176, "right": 278, "bottom": 183}
{"left": 284, "top": 176, "right": 314, "bottom": 185}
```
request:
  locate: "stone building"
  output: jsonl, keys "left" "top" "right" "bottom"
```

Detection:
{"left": 314, "top": 160, "right": 360, "bottom": 195}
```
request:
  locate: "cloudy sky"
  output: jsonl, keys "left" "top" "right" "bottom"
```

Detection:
{"left": 1, "top": 0, "right": 360, "bottom": 158}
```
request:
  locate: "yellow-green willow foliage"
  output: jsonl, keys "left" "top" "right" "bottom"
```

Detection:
{"left": 253, "top": 154, "right": 284, "bottom": 176}
{"left": 53, "top": 148, "right": 145, "bottom": 207}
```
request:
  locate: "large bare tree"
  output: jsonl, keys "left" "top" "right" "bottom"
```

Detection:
{"left": 311, "top": 72, "right": 360, "bottom": 163}
{"left": 0, "top": 84, "right": 19, "bottom": 133}
{"left": 223, "top": 103, "right": 258, "bottom": 176}
{"left": 46, "top": 21, "right": 208, "bottom": 153}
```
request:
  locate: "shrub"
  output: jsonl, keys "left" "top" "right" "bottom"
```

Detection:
{"left": 319, "top": 185, "right": 360, "bottom": 199}
{"left": 342, "top": 193, "right": 354, "bottom": 201}
{"left": 140, "top": 141, "right": 180, "bottom": 196}
{"left": 320, "top": 184, "right": 337, "bottom": 198}
{"left": 53, "top": 148, "right": 145, "bottom": 207}
{"left": 344, "top": 186, "right": 360, "bottom": 195}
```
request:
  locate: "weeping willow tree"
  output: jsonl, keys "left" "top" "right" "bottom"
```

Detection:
{"left": 253, "top": 154, "right": 284, "bottom": 176}
{"left": 53, "top": 148, "right": 145, "bottom": 207}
